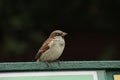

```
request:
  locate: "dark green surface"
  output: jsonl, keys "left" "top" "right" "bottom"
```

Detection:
{"left": 0, "top": 61, "right": 120, "bottom": 72}
{"left": 97, "top": 70, "right": 106, "bottom": 80}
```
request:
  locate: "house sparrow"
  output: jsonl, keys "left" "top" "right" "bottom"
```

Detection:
{"left": 34, "top": 30, "right": 67, "bottom": 66}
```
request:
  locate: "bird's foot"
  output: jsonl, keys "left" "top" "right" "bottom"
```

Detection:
{"left": 56, "top": 60, "right": 60, "bottom": 65}
{"left": 44, "top": 61, "right": 50, "bottom": 67}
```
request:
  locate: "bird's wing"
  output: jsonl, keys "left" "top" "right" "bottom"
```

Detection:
{"left": 34, "top": 38, "right": 53, "bottom": 61}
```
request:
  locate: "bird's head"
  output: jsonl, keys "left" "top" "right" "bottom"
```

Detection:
{"left": 49, "top": 30, "right": 67, "bottom": 38}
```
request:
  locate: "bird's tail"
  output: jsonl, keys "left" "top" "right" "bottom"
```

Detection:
{"left": 32, "top": 58, "right": 40, "bottom": 62}
{"left": 32, "top": 58, "right": 37, "bottom": 62}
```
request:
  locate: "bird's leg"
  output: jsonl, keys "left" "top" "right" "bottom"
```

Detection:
{"left": 44, "top": 61, "right": 50, "bottom": 67}
{"left": 56, "top": 60, "right": 60, "bottom": 65}
{"left": 36, "top": 59, "right": 40, "bottom": 62}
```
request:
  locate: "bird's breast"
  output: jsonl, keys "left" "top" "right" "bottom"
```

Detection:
{"left": 49, "top": 39, "right": 65, "bottom": 56}
{"left": 40, "top": 37, "right": 65, "bottom": 61}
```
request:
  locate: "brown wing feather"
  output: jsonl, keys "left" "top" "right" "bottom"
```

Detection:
{"left": 34, "top": 38, "right": 53, "bottom": 60}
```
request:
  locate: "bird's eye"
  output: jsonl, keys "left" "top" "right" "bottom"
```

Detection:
{"left": 56, "top": 33, "right": 61, "bottom": 36}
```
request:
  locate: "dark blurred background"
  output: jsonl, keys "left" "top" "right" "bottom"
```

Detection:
{"left": 0, "top": 0, "right": 120, "bottom": 62}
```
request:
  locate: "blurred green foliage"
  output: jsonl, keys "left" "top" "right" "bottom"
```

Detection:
{"left": 0, "top": 0, "right": 119, "bottom": 61}
{"left": 100, "top": 45, "right": 117, "bottom": 60}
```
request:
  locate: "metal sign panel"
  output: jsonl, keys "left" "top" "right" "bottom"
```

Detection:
{"left": 0, "top": 71, "right": 98, "bottom": 80}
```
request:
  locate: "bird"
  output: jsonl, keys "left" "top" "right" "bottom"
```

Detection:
{"left": 34, "top": 30, "right": 67, "bottom": 66}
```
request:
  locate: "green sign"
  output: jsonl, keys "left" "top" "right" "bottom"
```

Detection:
{"left": 0, "top": 71, "right": 98, "bottom": 80}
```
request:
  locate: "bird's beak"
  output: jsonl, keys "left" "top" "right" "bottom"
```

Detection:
{"left": 62, "top": 32, "right": 67, "bottom": 36}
